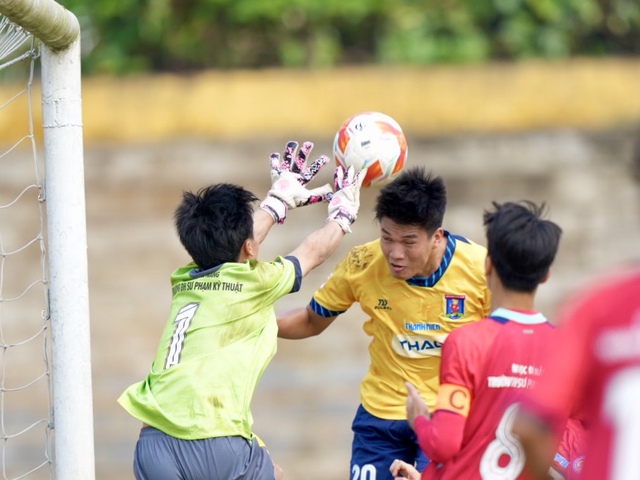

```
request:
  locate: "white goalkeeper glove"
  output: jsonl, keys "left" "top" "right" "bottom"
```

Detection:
{"left": 327, "top": 165, "right": 367, "bottom": 234}
{"left": 259, "top": 140, "right": 333, "bottom": 224}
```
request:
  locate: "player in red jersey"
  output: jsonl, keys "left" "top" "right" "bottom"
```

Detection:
{"left": 390, "top": 418, "right": 585, "bottom": 480}
{"left": 514, "top": 131, "right": 640, "bottom": 480}
{"left": 396, "top": 200, "right": 563, "bottom": 480}
{"left": 514, "top": 265, "right": 640, "bottom": 480}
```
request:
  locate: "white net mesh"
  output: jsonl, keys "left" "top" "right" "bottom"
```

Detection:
{"left": 0, "top": 15, "right": 53, "bottom": 480}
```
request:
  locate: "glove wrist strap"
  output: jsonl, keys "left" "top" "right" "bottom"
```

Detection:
{"left": 327, "top": 209, "right": 355, "bottom": 234}
{"left": 260, "top": 196, "right": 287, "bottom": 224}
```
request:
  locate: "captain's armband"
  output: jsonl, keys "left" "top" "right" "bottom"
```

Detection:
{"left": 435, "top": 383, "right": 471, "bottom": 417}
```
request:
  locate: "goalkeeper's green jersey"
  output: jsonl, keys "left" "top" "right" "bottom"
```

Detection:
{"left": 310, "top": 233, "right": 491, "bottom": 418}
{"left": 118, "top": 256, "right": 301, "bottom": 440}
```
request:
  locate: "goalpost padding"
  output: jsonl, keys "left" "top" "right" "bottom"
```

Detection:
{"left": 0, "top": 0, "right": 95, "bottom": 479}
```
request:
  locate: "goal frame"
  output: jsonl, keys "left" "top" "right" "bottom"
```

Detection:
{"left": 0, "top": 0, "right": 95, "bottom": 478}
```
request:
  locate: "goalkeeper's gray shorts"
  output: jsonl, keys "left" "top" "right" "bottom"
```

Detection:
{"left": 133, "top": 425, "right": 277, "bottom": 480}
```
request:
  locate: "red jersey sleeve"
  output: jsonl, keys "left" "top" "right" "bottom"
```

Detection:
{"left": 552, "top": 418, "right": 588, "bottom": 479}
{"left": 414, "top": 411, "right": 467, "bottom": 462}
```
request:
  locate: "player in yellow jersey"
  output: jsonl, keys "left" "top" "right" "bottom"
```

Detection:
{"left": 118, "top": 141, "right": 366, "bottom": 480}
{"left": 277, "top": 166, "right": 491, "bottom": 480}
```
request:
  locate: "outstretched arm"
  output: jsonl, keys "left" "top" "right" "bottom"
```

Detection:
{"left": 275, "top": 163, "right": 366, "bottom": 339}
{"left": 277, "top": 305, "right": 337, "bottom": 339}
{"left": 255, "top": 190, "right": 351, "bottom": 260}
{"left": 288, "top": 164, "right": 366, "bottom": 276}
{"left": 289, "top": 221, "right": 345, "bottom": 275}
{"left": 253, "top": 208, "right": 276, "bottom": 245}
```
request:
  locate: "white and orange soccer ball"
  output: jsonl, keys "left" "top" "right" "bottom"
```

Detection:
{"left": 333, "top": 111, "right": 408, "bottom": 188}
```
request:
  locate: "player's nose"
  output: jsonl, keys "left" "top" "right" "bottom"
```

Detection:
{"left": 386, "top": 244, "right": 406, "bottom": 261}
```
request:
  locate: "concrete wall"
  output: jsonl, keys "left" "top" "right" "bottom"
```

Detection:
{"left": 87, "top": 129, "right": 640, "bottom": 480}
{"left": 1, "top": 58, "right": 639, "bottom": 144}
{"left": 1, "top": 60, "right": 640, "bottom": 479}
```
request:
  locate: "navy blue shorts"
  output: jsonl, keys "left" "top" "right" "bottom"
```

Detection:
{"left": 133, "top": 426, "right": 276, "bottom": 480}
{"left": 351, "top": 404, "right": 429, "bottom": 480}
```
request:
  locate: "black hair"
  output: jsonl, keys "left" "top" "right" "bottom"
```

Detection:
{"left": 483, "top": 201, "right": 562, "bottom": 293}
{"left": 374, "top": 166, "right": 447, "bottom": 234}
{"left": 174, "top": 183, "right": 258, "bottom": 269}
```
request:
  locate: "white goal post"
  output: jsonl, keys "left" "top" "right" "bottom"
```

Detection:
{"left": 0, "top": 0, "right": 95, "bottom": 479}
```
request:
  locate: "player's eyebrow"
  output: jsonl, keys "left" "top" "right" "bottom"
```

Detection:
{"left": 380, "top": 227, "right": 420, "bottom": 239}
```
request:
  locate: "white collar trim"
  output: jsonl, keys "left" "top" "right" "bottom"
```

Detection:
{"left": 490, "top": 307, "right": 548, "bottom": 325}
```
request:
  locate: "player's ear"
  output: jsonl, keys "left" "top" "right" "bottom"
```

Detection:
{"left": 240, "top": 237, "right": 258, "bottom": 261}
{"left": 484, "top": 255, "right": 493, "bottom": 277}
{"left": 432, "top": 227, "right": 445, "bottom": 244}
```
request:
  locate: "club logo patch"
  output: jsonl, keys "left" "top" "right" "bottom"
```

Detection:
{"left": 445, "top": 294, "right": 466, "bottom": 319}
{"left": 572, "top": 456, "right": 585, "bottom": 474}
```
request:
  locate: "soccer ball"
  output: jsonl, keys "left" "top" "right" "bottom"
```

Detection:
{"left": 333, "top": 111, "right": 408, "bottom": 188}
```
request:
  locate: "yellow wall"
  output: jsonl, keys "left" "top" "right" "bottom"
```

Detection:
{"left": 2, "top": 57, "right": 640, "bottom": 144}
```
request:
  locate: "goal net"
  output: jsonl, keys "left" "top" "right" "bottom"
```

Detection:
{"left": 0, "top": 0, "right": 94, "bottom": 478}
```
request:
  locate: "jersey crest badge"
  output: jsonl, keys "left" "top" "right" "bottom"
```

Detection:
{"left": 445, "top": 294, "right": 466, "bottom": 319}
{"left": 572, "top": 456, "right": 585, "bottom": 474}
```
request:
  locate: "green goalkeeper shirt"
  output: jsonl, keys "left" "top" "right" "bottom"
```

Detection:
{"left": 117, "top": 255, "right": 301, "bottom": 440}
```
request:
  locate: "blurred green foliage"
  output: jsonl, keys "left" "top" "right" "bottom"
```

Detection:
{"left": 60, "top": 0, "right": 640, "bottom": 74}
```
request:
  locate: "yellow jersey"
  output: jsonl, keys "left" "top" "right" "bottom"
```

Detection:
{"left": 311, "top": 232, "right": 491, "bottom": 419}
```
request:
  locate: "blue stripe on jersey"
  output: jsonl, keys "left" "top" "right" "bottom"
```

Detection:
{"left": 407, "top": 231, "right": 457, "bottom": 287}
{"left": 489, "top": 316, "right": 510, "bottom": 324}
{"left": 450, "top": 233, "right": 471, "bottom": 244}
{"left": 284, "top": 255, "right": 303, "bottom": 293}
{"left": 309, "top": 297, "right": 346, "bottom": 317}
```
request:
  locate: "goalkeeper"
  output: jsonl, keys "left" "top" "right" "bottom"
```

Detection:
{"left": 118, "top": 141, "right": 366, "bottom": 480}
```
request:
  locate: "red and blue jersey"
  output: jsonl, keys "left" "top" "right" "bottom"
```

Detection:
{"left": 417, "top": 308, "right": 555, "bottom": 480}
